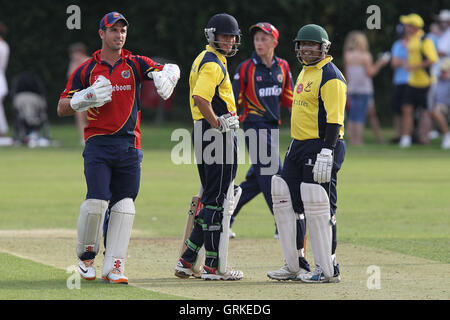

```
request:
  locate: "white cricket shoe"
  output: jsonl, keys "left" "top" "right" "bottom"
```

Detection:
{"left": 78, "top": 259, "right": 96, "bottom": 281}
{"left": 229, "top": 229, "right": 236, "bottom": 239}
{"left": 201, "top": 265, "right": 243, "bottom": 280}
{"left": 296, "top": 265, "right": 341, "bottom": 283}
{"left": 174, "top": 258, "right": 201, "bottom": 279}
{"left": 267, "top": 264, "right": 308, "bottom": 281}
{"left": 102, "top": 268, "right": 128, "bottom": 284}
{"left": 441, "top": 133, "right": 450, "bottom": 150}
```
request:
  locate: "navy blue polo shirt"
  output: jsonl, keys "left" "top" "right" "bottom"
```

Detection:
{"left": 232, "top": 51, "right": 294, "bottom": 124}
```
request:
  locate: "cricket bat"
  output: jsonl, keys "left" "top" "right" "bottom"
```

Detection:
{"left": 178, "top": 185, "right": 205, "bottom": 274}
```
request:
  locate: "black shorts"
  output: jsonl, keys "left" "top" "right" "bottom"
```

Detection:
{"left": 403, "top": 85, "right": 429, "bottom": 109}
{"left": 391, "top": 84, "right": 408, "bottom": 115}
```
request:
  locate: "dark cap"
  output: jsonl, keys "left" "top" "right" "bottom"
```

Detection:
{"left": 206, "top": 13, "right": 240, "bottom": 36}
{"left": 99, "top": 12, "right": 128, "bottom": 30}
{"left": 250, "top": 22, "right": 279, "bottom": 41}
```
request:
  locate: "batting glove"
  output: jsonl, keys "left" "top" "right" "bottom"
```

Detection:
{"left": 70, "top": 75, "right": 112, "bottom": 112}
{"left": 216, "top": 112, "right": 239, "bottom": 133}
{"left": 150, "top": 63, "right": 180, "bottom": 100}
{"left": 312, "top": 148, "right": 333, "bottom": 184}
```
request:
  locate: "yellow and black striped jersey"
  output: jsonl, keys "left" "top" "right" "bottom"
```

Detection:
{"left": 189, "top": 45, "right": 236, "bottom": 121}
{"left": 291, "top": 56, "right": 347, "bottom": 141}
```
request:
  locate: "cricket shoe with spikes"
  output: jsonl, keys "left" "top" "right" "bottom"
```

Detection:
{"left": 174, "top": 258, "right": 202, "bottom": 279}
{"left": 266, "top": 263, "right": 309, "bottom": 281}
{"left": 102, "top": 268, "right": 128, "bottom": 284}
{"left": 78, "top": 259, "right": 96, "bottom": 281}
{"left": 102, "top": 259, "right": 128, "bottom": 284}
{"left": 296, "top": 264, "right": 341, "bottom": 283}
{"left": 201, "top": 265, "right": 243, "bottom": 281}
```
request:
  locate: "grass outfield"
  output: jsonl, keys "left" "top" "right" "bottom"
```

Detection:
{"left": 0, "top": 124, "right": 449, "bottom": 300}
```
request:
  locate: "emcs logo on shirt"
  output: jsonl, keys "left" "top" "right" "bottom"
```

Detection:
{"left": 258, "top": 85, "right": 282, "bottom": 97}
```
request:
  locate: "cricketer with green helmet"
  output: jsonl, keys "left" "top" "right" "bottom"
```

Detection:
{"left": 294, "top": 24, "right": 331, "bottom": 65}
{"left": 268, "top": 23, "right": 347, "bottom": 283}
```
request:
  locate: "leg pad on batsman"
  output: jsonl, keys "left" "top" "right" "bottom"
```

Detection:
{"left": 271, "top": 175, "right": 300, "bottom": 274}
{"left": 77, "top": 199, "right": 108, "bottom": 261}
{"left": 218, "top": 183, "right": 242, "bottom": 274}
{"left": 102, "top": 198, "right": 135, "bottom": 284}
{"left": 300, "top": 183, "right": 334, "bottom": 278}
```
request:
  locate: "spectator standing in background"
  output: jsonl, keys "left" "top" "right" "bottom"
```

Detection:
{"left": 436, "top": 9, "right": 450, "bottom": 59}
{"left": 390, "top": 23, "right": 410, "bottom": 144}
{"left": 429, "top": 57, "right": 450, "bottom": 150}
{"left": 398, "top": 13, "right": 438, "bottom": 148}
{"left": 343, "top": 30, "right": 389, "bottom": 146}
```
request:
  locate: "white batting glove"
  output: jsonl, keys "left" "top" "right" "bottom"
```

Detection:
{"left": 150, "top": 63, "right": 180, "bottom": 100}
{"left": 216, "top": 112, "right": 239, "bottom": 133}
{"left": 70, "top": 75, "right": 112, "bottom": 112}
{"left": 313, "top": 148, "right": 333, "bottom": 184}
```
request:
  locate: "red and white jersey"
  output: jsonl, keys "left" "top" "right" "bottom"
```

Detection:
{"left": 60, "top": 49, "right": 163, "bottom": 149}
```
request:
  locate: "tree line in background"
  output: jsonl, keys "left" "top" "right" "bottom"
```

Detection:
{"left": 0, "top": 0, "right": 446, "bottom": 125}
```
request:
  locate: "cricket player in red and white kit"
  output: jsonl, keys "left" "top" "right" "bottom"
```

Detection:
{"left": 57, "top": 12, "right": 180, "bottom": 284}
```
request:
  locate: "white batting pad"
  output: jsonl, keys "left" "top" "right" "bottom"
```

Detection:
{"left": 102, "top": 198, "right": 135, "bottom": 277}
{"left": 76, "top": 199, "right": 108, "bottom": 258}
{"left": 271, "top": 175, "right": 299, "bottom": 273}
{"left": 301, "top": 183, "right": 333, "bottom": 278}
{"left": 218, "top": 183, "right": 241, "bottom": 274}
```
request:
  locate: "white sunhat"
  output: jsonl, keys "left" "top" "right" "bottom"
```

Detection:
{"left": 437, "top": 9, "right": 450, "bottom": 22}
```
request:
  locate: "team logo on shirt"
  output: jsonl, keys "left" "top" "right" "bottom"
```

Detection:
{"left": 259, "top": 85, "right": 282, "bottom": 97}
{"left": 304, "top": 81, "right": 313, "bottom": 92}
{"left": 297, "top": 83, "right": 303, "bottom": 93}
{"left": 277, "top": 74, "right": 283, "bottom": 83}
{"left": 256, "top": 76, "right": 263, "bottom": 82}
{"left": 121, "top": 70, "right": 131, "bottom": 79}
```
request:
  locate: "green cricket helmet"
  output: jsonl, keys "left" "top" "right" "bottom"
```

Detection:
{"left": 294, "top": 24, "right": 331, "bottom": 64}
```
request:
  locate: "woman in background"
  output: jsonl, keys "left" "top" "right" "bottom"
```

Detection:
{"left": 343, "top": 30, "right": 389, "bottom": 145}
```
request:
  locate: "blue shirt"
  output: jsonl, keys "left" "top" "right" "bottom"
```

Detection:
{"left": 391, "top": 40, "right": 409, "bottom": 85}
{"left": 232, "top": 51, "right": 293, "bottom": 123}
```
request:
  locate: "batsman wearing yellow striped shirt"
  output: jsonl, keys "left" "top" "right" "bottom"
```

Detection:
{"left": 267, "top": 24, "right": 346, "bottom": 283}
{"left": 174, "top": 13, "right": 244, "bottom": 281}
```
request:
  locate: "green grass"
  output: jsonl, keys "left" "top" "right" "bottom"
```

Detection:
{"left": 0, "top": 252, "right": 182, "bottom": 300}
{"left": 0, "top": 124, "right": 449, "bottom": 299}
{"left": 1, "top": 124, "right": 449, "bottom": 259}
{"left": 338, "top": 147, "right": 450, "bottom": 262}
